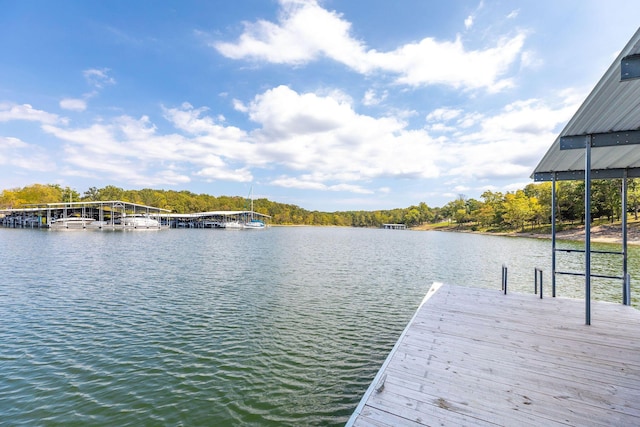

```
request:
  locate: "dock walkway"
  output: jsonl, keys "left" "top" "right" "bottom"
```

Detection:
{"left": 348, "top": 283, "right": 640, "bottom": 426}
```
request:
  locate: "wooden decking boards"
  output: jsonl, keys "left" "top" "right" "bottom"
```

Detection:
{"left": 347, "top": 283, "right": 640, "bottom": 426}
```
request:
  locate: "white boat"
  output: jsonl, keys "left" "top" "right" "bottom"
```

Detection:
{"left": 244, "top": 187, "right": 266, "bottom": 229}
{"left": 50, "top": 217, "right": 96, "bottom": 229}
{"left": 123, "top": 214, "right": 160, "bottom": 228}
{"left": 223, "top": 220, "right": 244, "bottom": 229}
{"left": 203, "top": 221, "right": 225, "bottom": 228}
{"left": 244, "top": 219, "right": 265, "bottom": 229}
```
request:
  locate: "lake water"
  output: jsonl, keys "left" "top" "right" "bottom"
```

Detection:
{"left": 1, "top": 227, "right": 638, "bottom": 426}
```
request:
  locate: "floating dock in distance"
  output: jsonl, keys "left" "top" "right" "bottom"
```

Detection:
{"left": 382, "top": 223, "right": 406, "bottom": 230}
{"left": 347, "top": 283, "right": 640, "bottom": 426}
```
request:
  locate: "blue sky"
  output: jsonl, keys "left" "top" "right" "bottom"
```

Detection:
{"left": 1, "top": 1, "right": 639, "bottom": 211}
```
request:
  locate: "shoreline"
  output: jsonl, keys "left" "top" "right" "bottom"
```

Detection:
{"left": 420, "top": 221, "right": 640, "bottom": 246}
{"left": 514, "top": 223, "right": 640, "bottom": 245}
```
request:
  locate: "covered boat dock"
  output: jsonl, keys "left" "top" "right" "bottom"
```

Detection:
{"left": 532, "top": 26, "right": 640, "bottom": 324}
{"left": 0, "top": 200, "right": 170, "bottom": 229}
{"left": 164, "top": 210, "right": 271, "bottom": 228}
{"left": 1, "top": 203, "right": 271, "bottom": 230}
{"left": 349, "top": 27, "right": 640, "bottom": 426}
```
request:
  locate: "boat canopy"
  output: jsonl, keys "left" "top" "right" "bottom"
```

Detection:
{"left": 531, "top": 27, "right": 640, "bottom": 325}
{"left": 532, "top": 27, "right": 640, "bottom": 182}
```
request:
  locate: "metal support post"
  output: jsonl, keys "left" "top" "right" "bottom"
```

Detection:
{"left": 551, "top": 173, "right": 557, "bottom": 298}
{"left": 585, "top": 135, "right": 592, "bottom": 325}
{"left": 622, "top": 170, "right": 629, "bottom": 305}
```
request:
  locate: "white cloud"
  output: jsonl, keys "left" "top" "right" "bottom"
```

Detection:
{"left": 60, "top": 98, "right": 87, "bottom": 112}
{"left": 426, "top": 108, "right": 482, "bottom": 133}
{"left": 520, "top": 50, "right": 542, "bottom": 70}
{"left": 56, "top": 68, "right": 117, "bottom": 112}
{"left": 232, "top": 99, "right": 248, "bottom": 113}
{"left": 388, "top": 34, "right": 524, "bottom": 92}
{"left": 83, "top": 68, "right": 116, "bottom": 89}
{"left": 440, "top": 96, "right": 579, "bottom": 181}
{"left": 464, "top": 15, "right": 474, "bottom": 29}
{"left": 37, "top": 104, "right": 257, "bottom": 186}
{"left": 0, "top": 102, "right": 62, "bottom": 124}
{"left": 328, "top": 183, "right": 373, "bottom": 194}
{"left": 0, "top": 79, "right": 580, "bottom": 198}
{"left": 244, "top": 85, "right": 444, "bottom": 183}
{"left": 0, "top": 136, "right": 55, "bottom": 171}
{"left": 195, "top": 166, "right": 253, "bottom": 182}
{"left": 458, "top": 112, "right": 484, "bottom": 129}
{"left": 426, "top": 107, "right": 463, "bottom": 122}
{"left": 35, "top": 84, "right": 447, "bottom": 192}
{"left": 452, "top": 185, "right": 471, "bottom": 193}
{"left": 428, "top": 123, "right": 456, "bottom": 133}
{"left": 155, "top": 169, "right": 192, "bottom": 185}
{"left": 269, "top": 176, "right": 372, "bottom": 194}
{"left": 164, "top": 103, "right": 246, "bottom": 139}
{"left": 0, "top": 136, "right": 27, "bottom": 149}
{"left": 477, "top": 98, "right": 575, "bottom": 137}
{"left": 271, "top": 176, "right": 326, "bottom": 190}
{"left": 214, "top": 0, "right": 526, "bottom": 92}
{"left": 214, "top": 0, "right": 363, "bottom": 66}
{"left": 362, "top": 89, "right": 387, "bottom": 106}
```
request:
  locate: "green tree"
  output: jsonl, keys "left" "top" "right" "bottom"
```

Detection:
{"left": 98, "top": 185, "right": 125, "bottom": 201}
{"left": 417, "top": 202, "right": 434, "bottom": 223}
{"left": 476, "top": 203, "right": 496, "bottom": 228}
{"left": 0, "top": 184, "right": 63, "bottom": 207}
{"left": 503, "top": 190, "right": 532, "bottom": 231}
{"left": 480, "top": 190, "right": 505, "bottom": 226}
{"left": 524, "top": 182, "right": 552, "bottom": 223}
{"left": 404, "top": 208, "right": 421, "bottom": 226}
{"left": 592, "top": 179, "right": 621, "bottom": 222}
{"left": 557, "top": 181, "right": 584, "bottom": 224}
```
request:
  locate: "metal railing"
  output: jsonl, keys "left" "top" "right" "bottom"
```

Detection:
{"left": 534, "top": 268, "right": 544, "bottom": 299}
{"left": 624, "top": 273, "right": 631, "bottom": 306}
{"left": 555, "top": 248, "right": 631, "bottom": 305}
{"left": 501, "top": 265, "right": 629, "bottom": 306}
{"left": 501, "top": 264, "right": 508, "bottom": 295}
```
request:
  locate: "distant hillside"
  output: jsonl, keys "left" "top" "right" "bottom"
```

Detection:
{"left": 2, "top": 180, "right": 639, "bottom": 230}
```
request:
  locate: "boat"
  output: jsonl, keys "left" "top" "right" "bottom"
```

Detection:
{"left": 243, "top": 187, "right": 266, "bottom": 229}
{"left": 203, "top": 221, "right": 225, "bottom": 228}
{"left": 49, "top": 217, "right": 96, "bottom": 229}
{"left": 122, "top": 214, "right": 160, "bottom": 228}
{"left": 223, "top": 220, "right": 244, "bottom": 229}
{"left": 244, "top": 219, "right": 265, "bottom": 229}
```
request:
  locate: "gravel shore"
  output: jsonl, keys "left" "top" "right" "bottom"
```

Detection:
{"left": 516, "top": 222, "right": 640, "bottom": 245}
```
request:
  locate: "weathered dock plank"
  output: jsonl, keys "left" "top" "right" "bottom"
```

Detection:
{"left": 347, "top": 283, "right": 640, "bottom": 426}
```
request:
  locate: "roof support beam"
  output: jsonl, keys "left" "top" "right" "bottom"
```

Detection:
{"left": 534, "top": 167, "right": 640, "bottom": 181}
{"left": 560, "top": 129, "right": 640, "bottom": 150}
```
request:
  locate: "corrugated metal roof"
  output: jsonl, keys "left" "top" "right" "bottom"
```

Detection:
{"left": 533, "top": 27, "right": 640, "bottom": 181}
{"left": 164, "top": 210, "right": 271, "bottom": 218}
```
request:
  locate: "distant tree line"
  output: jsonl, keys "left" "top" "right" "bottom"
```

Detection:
{"left": 1, "top": 181, "right": 639, "bottom": 230}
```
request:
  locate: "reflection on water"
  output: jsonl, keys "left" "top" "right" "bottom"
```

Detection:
{"left": 0, "top": 227, "right": 637, "bottom": 426}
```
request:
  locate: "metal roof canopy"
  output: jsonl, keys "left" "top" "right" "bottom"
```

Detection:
{"left": 164, "top": 210, "right": 271, "bottom": 219}
{"left": 532, "top": 27, "right": 640, "bottom": 325}
{"left": 533, "top": 27, "right": 640, "bottom": 182}
{"left": 22, "top": 200, "right": 172, "bottom": 212}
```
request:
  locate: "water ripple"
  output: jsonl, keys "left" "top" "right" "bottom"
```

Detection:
{"left": 1, "top": 227, "right": 637, "bottom": 425}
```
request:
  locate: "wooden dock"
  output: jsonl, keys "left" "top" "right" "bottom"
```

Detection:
{"left": 347, "top": 283, "right": 640, "bottom": 426}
